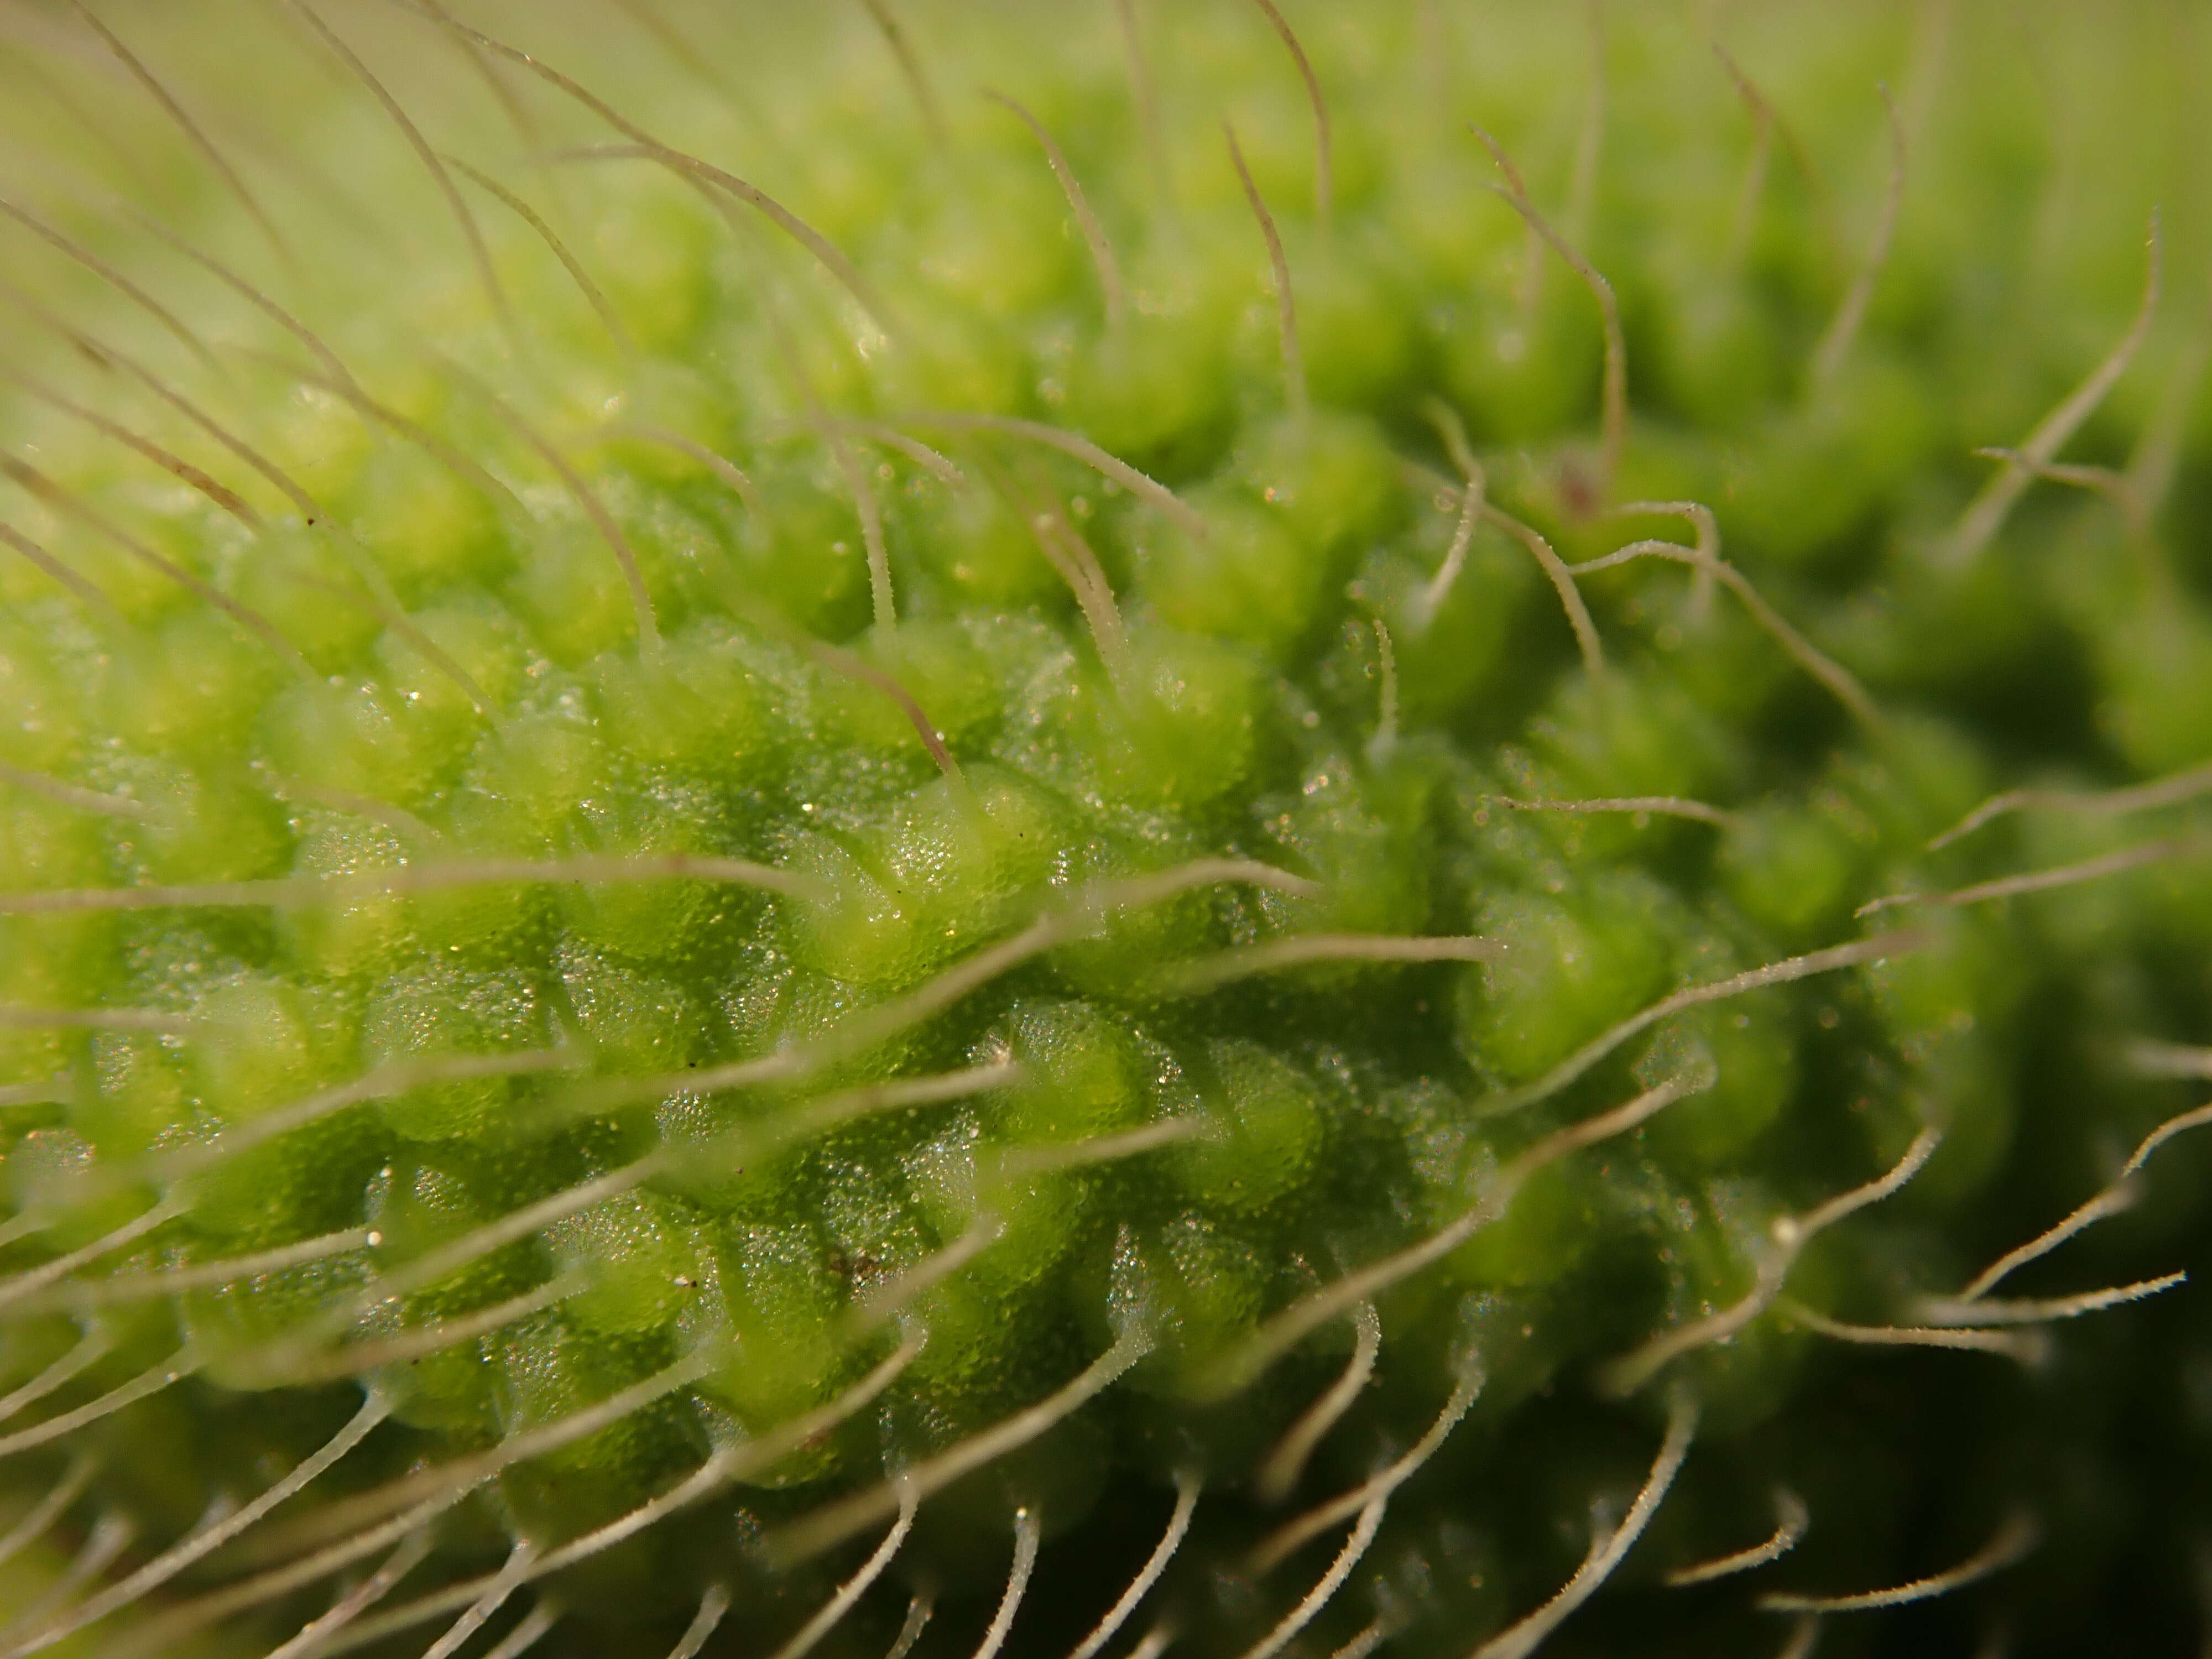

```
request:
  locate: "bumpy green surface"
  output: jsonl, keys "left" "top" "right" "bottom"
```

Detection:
{"left": 4, "top": 3, "right": 2212, "bottom": 1655}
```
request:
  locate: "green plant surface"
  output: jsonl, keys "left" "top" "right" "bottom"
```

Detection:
{"left": 2, "top": 3, "right": 2211, "bottom": 1656}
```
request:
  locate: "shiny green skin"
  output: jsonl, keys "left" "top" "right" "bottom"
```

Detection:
{"left": 2, "top": 3, "right": 2210, "bottom": 1655}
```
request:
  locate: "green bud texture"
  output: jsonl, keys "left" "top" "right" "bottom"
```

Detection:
{"left": 1, "top": 3, "right": 2210, "bottom": 1656}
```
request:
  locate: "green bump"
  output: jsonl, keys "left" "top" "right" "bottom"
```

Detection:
{"left": 1458, "top": 876, "right": 1677, "bottom": 1086}
{"left": 1170, "top": 1041, "right": 1323, "bottom": 1220}
{"left": 1126, "top": 1213, "right": 1274, "bottom": 1394}
{"left": 994, "top": 1000, "right": 1150, "bottom": 1145}
{"left": 223, "top": 524, "right": 385, "bottom": 672}
{"left": 1286, "top": 240, "right": 1422, "bottom": 411}
{"left": 364, "top": 968, "right": 551, "bottom": 1142}
{"left": 343, "top": 445, "right": 506, "bottom": 602}
{"left": 1645, "top": 1004, "right": 1799, "bottom": 1168}
{"left": 1721, "top": 799, "right": 1869, "bottom": 942}
{"left": 700, "top": 1223, "right": 857, "bottom": 1477}
{"left": 1443, "top": 284, "right": 1605, "bottom": 445}
{"left": 1446, "top": 1159, "right": 1593, "bottom": 1290}
{"left": 594, "top": 618, "right": 770, "bottom": 779}
{"left": 1065, "top": 313, "right": 1237, "bottom": 477}
{"left": 785, "top": 768, "right": 1062, "bottom": 988}
{"left": 549, "top": 1191, "right": 699, "bottom": 1337}
{"left": 1082, "top": 630, "right": 1263, "bottom": 808}
{"left": 1134, "top": 486, "right": 1317, "bottom": 658}
{"left": 0, "top": 4, "right": 2205, "bottom": 1655}
{"left": 100, "top": 608, "right": 279, "bottom": 759}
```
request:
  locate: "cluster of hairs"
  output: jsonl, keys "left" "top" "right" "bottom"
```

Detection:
{"left": 2, "top": 2, "right": 2212, "bottom": 1656}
